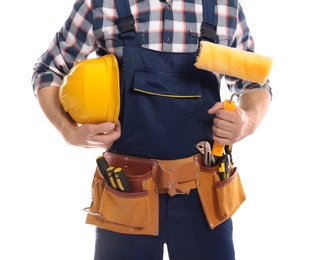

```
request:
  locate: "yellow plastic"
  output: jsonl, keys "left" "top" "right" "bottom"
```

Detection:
{"left": 59, "top": 54, "right": 120, "bottom": 124}
{"left": 212, "top": 100, "right": 236, "bottom": 157}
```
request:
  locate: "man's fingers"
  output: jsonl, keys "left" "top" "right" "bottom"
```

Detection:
{"left": 93, "top": 122, "right": 116, "bottom": 135}
{"left": 208, "top": 102, "right": 224, "bottom": 115}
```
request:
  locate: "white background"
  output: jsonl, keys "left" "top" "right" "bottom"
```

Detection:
{"left": 1, "top": 0, "right": 316, "bottom": 259}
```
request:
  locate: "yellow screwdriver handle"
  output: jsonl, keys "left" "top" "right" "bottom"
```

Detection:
{"left": 211, "top": 99, "right": 236, "bottom": 157}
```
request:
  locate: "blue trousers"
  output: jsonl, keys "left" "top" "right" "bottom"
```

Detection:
{"left": 94, "top": 189, "right": 235, "bottom": 260}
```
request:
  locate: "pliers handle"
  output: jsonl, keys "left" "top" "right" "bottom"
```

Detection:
{"left": 195, "top": 141, "right": 216, "bottom": 167}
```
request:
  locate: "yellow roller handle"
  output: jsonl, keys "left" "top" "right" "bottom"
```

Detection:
{"left": 211, "top": 99, "right": 236, "bottom": 157}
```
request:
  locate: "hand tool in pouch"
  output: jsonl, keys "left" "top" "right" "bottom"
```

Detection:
{"left": 217, "top": 156, "right": 226, "bottom": 181}
{"left": 113, "top": 168, "right": 130, "bottom": 192}
{"left": 196, "top": 140, "right": 233, "bottom": 180}
{"left": 96, "top": 155, "right": 110, "bottom": 184}
{"left": 225, "top": 144, "right": 233, "bottom": 165}
{"left": 106, "top": 166, "right": 118, "bottom": 189}
{"left": 195, "top": 141, "right": 216, "bottom": 167}
{"left": 217, "top": 150, "right": 232, "bottom": 181}
{"left": 96, "top": 155, "right": 131, "bottom": 192}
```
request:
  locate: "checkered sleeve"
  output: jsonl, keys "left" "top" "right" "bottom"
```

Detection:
{"left": 32, "top": 0, "right": 96, "bottom": 96}
{"left": 224, "top": 2, "right": 272, "bottom": 98}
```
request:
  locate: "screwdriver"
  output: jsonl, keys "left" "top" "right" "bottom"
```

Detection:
{"left": 96, "top": 155, "right": 110, "bottom": 184}
{"left": 113, "top": 167, "right": 130, "bottom": 192}
{"left": 225, "top": 144, "right": 233, "bottom": 165}
{"left": 107, "top": 166, "right": 118, "bottom": 189}
{"left": 224, "top": 154, "right": 230, "bottom": 179}
{"left": 218, "top": 155, "right": 230, "bottom": 181}
{"left": 218, "top": 158, "right": 226, "bottom": 181}
{"left": 96, "top": 155, "right": 130, "bottom": 192}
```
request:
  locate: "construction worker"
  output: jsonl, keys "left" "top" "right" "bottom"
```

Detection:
{"left": 31, "top": 0, "right": 272, "bottom": 259}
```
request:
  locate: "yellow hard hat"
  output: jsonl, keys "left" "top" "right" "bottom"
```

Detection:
{"left": 59, "top": 54, "right": 120, "bottom": 124}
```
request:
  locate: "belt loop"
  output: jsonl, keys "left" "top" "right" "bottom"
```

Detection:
{"left": 152, "top": 164, "right": 178, "bottom": 196}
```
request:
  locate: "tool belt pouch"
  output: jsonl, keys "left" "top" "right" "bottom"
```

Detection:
{"left": 197, "top": 166, "right": 246, "bottom": 229}
{"left": 85, "top": 167, "right": 159, "bottom": 236}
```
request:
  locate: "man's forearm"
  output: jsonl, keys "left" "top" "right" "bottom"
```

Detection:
{"left": 37, "top": 86, "right": 78, "bottom": 142}
{"left": 238, "top": 88, "right": 271, "bottom": 135}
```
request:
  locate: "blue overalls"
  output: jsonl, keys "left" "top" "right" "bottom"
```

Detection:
{"left": 95, "top": 0, "right": 235, "bottom": 259}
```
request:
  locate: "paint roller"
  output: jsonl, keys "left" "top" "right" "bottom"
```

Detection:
{"left": 195, "top": 41, "right": 273, "bottom": 84}
{"left": 194, "top": 41, "right": 273, "bottom": 157}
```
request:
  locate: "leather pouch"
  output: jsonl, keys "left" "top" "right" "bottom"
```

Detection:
{"left": 196, "top": 166, "right": 246, "bottom": 229}
{"left": 85, "top": 167, "right": 159, "bottom": 236}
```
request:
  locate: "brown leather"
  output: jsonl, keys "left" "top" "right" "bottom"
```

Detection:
{"left": 196, "top": 166, "right": 246, "bottom": 229}
{"left": 85, "top": 152, "right": 246, "bottom": 235}
{"left": 85, "top": 167, "right": 159, "bottom": 236}
{"left": 214, "top": 167, "right": 246, "bottom": 218}
{"left": 105, "top": 153, "right": 202, "bottom": 196}
{"left": 152, "top": 161, "right": 199, "bottom": 196}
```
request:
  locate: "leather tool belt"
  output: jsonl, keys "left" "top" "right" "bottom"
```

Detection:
{"left": 105, "top": 153, "right": 202, "bottom": 197}
{"left": 85, "top": 153, "right": 246, "bottom": 236}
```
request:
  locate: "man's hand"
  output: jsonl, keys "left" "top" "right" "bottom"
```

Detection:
{"left": 208, "top": 102, "right": 254, "bottom": 145}
{"left": 208, "top": 89, "right": 271, "bottom": 145}
{"left": 66, "top": 120, "right": 121, "bottom": 149}
{"left": 37, "top": 86, "right": 121, "bottom": 150}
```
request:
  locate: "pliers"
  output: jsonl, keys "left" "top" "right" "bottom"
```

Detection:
{"left": 195, "top": 141, "right": 216, "bottom": 167}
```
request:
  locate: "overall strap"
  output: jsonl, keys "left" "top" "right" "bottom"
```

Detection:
{"left": 114, "top": 0, "right": 138, "bottom": 43}
{"left": 201, "top": 0, "right": 217, "bottom": 42}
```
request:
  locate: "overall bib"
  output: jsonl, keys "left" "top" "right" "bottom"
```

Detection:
{"left": 108, "top": 2, "right": 220, "bottom": 159}
{"left": 93, "top": 0, "right": 236, "bottom": 259}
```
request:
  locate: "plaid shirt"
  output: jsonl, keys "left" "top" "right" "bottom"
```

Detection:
{"left": 32, "top": 0, "right": 271, "bottom": 96}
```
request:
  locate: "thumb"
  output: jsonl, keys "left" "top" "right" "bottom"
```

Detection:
{"left": 94, "top": 122, "right": 116, "bottom": 135}
{"left": 208, "top": 102, "right": 224, "bottom": 115}
{"left": 103, "top": 121, "right": 116, "bottom": 131}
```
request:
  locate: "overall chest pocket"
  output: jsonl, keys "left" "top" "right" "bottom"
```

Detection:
{"left": 131, "top": 69, "right": 205, "bottom": 158}
{"left": 133, "top": 69, "right": 202, "bottom": 98}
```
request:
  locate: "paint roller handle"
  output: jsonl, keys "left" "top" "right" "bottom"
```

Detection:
{"left": 211, "top": 99, "right": 236, "bottom": 157}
